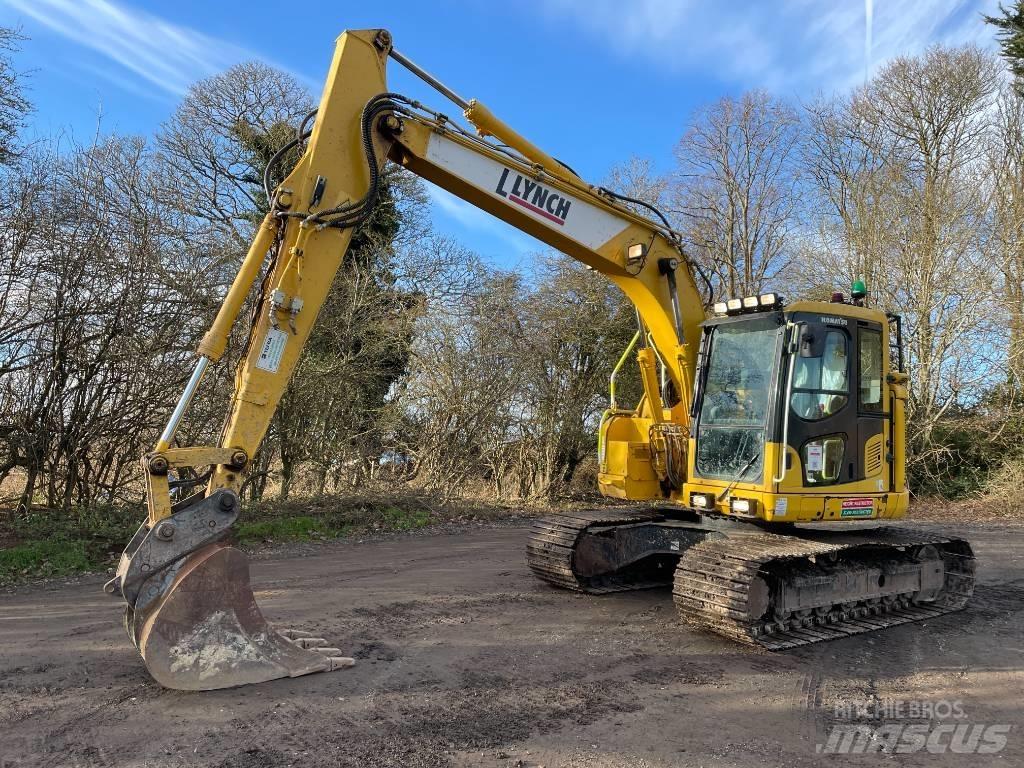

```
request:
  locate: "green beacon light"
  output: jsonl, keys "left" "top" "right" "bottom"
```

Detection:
{"left": 851, "top": 277, "right": 867, "bottom": 304}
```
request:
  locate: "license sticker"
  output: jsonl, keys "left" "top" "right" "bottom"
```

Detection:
{"left": 774, "top": 497, "right": 788, "bottom": 517}
{"left": 840, "top": 498, "right": 874, "bottom": 518}
{"left": 806, "top": 443, "right": 823, "bottom": 472}
{"left": 256, "top": 328, "right": 289, "bottom": 373}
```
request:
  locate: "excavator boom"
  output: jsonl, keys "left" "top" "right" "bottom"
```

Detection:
{"left": 107, "top": 28, "right": 973, "bottom": 691}
{"left": 107, "top": 28, "right": 702, "bottom": 690}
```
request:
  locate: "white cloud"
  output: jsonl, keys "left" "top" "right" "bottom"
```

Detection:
{"left": 1, "top": 0, "right": 253, "bottom": 95}
{"left": 535, "top": 0, "right": 1002, "bottom": 93}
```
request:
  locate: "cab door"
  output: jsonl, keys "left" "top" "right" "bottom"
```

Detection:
{"left": 855, "top": 320, "right": 887, "bottom": 492}
{"left": 783, "top": 315, "right": 887, "bottom": 492}
{"left": 786, "top": 318, "right": 858, "bottom": 488}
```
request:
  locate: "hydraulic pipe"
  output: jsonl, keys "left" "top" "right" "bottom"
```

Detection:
{"left": 157, "top": 213, "right": 278, "bottom": 453}
{"left": 462, "top": 100, "right": 576, "bottom": 183}
{"left": 197, "top": 213, "right": 279, "bottom": 362}
{"left": 658, "top": 258, "right": 686, "bottom": 345}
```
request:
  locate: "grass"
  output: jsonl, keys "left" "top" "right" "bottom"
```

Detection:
{"left": 7, "top": 484, "right": 1015, "bottom": 588}
{"left": 0, "top": 503, "right": 140, "bottom": 586}
{"left": 382, "top": 505, "right": 432, "bottom": 530}
{"left": 234, "top": 505, "right": 430, "bottom": 545}
{"left": 0, "top": 487, "right": 532, "bottom": 586}
{"left": 0, "top": 538, "right": 94, "bottom": 583}
{"left": 235, "top": 515, "right": 350, "bottom": 544}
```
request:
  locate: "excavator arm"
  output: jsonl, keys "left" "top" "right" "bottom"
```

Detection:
{"left": 108, "top": 28, "right": 707, "bottom": 690}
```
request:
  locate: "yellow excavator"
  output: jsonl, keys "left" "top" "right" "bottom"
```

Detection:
{"left": 106, "top": 29, "right": 975, "bottom": 690}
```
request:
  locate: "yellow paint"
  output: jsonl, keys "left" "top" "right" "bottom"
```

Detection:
{"left": 207, "top": 29, "right": 392, "bottom": 494}
{"left": 196, "top": 214, "right": 279, "bottom": 364}
{"left": 598, "top": 413, "right": 661, "bottom": 499}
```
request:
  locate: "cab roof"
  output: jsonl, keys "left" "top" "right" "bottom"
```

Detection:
{"left": 701, "top": 299, "right": 890, "bottom": 328}
{"left": 783, "top": 300, "right": 889, "bottom": 324}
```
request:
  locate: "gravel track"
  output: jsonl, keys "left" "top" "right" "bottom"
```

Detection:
{"left": 0, "top": 519, "right": 1021, "bottom": 767}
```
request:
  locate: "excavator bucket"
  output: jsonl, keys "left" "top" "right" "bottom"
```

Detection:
{"left": 128, "top": 541, "right": 353, "bottom": 691}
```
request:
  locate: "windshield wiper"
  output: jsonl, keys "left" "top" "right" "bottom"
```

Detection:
{"left": 716, "top": 447, "right": 762, "bottom": 502}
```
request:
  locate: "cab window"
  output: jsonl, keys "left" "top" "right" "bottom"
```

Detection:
{"left": 859, "top": 328, "right": 883, "bottom": 412}
{"left": 791, "top": 329, "right": 848, "bottom": 420}
{"left": 695, "top": 323, "right": 778, "bottom": 481}
{"left": 803, "top": 435, "right": 845, "bottom": 484}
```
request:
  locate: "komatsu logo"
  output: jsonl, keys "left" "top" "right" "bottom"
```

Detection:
{"left": 495, "top": 168, "right": 571, "bottom": 226}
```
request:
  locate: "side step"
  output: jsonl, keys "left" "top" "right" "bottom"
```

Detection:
{"left": 672, "top": 527, "right": 976, "bottom": 650}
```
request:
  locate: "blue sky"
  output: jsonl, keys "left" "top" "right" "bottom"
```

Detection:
{"left": 0, "top": 0, "right": 1002, "bottom": 265}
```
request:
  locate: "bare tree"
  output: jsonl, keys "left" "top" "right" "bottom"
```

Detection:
{"left": 399, "top": 263, "right": 526, "bottom": 499}
{"left": 673, "top": 91, "right": 802, "bottom": 299}
{"left": 156, "top": 61, "right": 314, "bottom": 244}
{"left": 799, "top": 45, "right": 1003, "bottom": 476}
{"left": 988, "top": 84, "right": 1024, "bottom": 385}
{"left": 515, "top": 255, "right": 638, "bottom": 497}
{"left": 0, "top": 136, "right": 218, "bottom": 510}
{"left": 0, "top": 27, "right": 30, "bottom": 164}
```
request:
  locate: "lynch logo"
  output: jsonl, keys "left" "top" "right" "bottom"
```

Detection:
{"left": 495, "top": 168, "right": 571, "bottom": 226}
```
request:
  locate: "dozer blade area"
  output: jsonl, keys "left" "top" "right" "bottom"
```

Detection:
{"left": 136, "top": 542, "right": 353, "bottom": 691}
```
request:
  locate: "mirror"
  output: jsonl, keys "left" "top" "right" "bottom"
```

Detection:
{"left": 798, "top": 321, "right": 828, "bottom": 358}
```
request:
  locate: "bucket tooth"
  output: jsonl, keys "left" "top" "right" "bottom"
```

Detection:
{"left": 136, "top": 542, "right": 352, "bottom": 691}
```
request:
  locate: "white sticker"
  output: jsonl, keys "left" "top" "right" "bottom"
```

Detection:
{"left": 774, "top": 497, "right": 788, "bottom": 517}
{"left": 806, "top": 443, "right": 824, "bottom": 472}
{"left": 670, "top": 540, "right": 680, "bottom": 552}
{"left": 425, "top": 133, "right": 629, "bottom": 250}
{"left": 256, "top": 328, "right": 288, "bottom": 373}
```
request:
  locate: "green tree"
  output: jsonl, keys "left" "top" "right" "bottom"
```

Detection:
{"left": 274, "top": 174, "right": 423, "bottom": 497}
{"left": 986, "top": 2, "right": 1024, "bottom": 93}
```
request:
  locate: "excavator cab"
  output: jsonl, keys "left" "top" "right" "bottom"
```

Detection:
{"left": 598, "top": 290, "right": 910, "bottom": 524}
{"left": 682, "top": 294, "right": 909, "bottom": 524}
{"left": 555, "top": 290, "right": 971, "bottom": 651}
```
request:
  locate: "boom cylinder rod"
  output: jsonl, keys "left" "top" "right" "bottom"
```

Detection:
{"left": 156, "top": 357, "right": 209, "bottom": 452}
{"left": 658, "top": 258, "right": 686, "bottom": 344}
{"left": 389, "top": 47, "right": 469, "bottom": 109}
{"left": 197, "top": 213, "right": 279, "bottom": 362}
{"left": 158, "top": 213, "right": 279, "bottom": 453}
{"left": 389, "top": 46, "right": 573, "bottom": 183}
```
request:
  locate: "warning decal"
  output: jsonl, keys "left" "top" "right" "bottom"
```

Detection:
{"left": 840, "top": 497, "right": 875, "bottom": 518}
{"left": 256, "top": 328, "right": 288, "bottom": 373}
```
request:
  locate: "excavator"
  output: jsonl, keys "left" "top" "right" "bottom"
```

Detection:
{"left": 105, "top": 29, "right": 975, "bottom": 691}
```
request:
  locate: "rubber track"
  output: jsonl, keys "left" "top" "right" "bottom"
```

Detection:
{"left": 526, "top": 508, "right": 670, "bottom": 594}
{"left": 672, "top": 527, "right": 976, "bottom": 650}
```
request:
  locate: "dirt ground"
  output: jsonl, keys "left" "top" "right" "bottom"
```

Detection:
{"left": 1, "top": 518, "right": 1021, "bottom": 768}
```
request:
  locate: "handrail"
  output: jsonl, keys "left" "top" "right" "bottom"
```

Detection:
{"left": 772, "top": 323, "right": 797, "bottom": 485}
{"left": 598, "top": 331, "right": 642, "bottom": 466}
